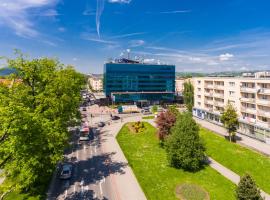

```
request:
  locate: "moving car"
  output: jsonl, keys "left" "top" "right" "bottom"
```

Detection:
{"left": 59, "top": 163, "right": 72, "bottom": 179}
{"left": 82, "top": 107, "right": 87, "bottom": 111}
{"left": 111, "top": 115, "right": 120, "bottom": 120}
{"left": 98, "top": 121, "right": 105, "bottom": 127}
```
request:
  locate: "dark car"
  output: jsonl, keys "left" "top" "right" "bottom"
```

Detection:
{"left": 98, "top": 122, "right": 105, "bottom": 127}
{"left": 111, "top": 115, "right": 120, "bottom": 120}
{"left": 59, "top": 163, "right": 72, "bottom": 179}
{"left": 82, "top": 107, "right": 87, "bottom": 111}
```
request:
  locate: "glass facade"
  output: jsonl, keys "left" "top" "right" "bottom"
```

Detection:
{"left": 104, "top": 63, "right": 175, "bottom": 103}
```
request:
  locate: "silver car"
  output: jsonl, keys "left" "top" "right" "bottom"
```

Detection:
{"left": 59, "top": 164, "right": 72, "bottom": 179}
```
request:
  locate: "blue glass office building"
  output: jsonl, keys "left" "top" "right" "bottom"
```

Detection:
{"left": 104, "top": 60, "right": 175, "bottom": 103}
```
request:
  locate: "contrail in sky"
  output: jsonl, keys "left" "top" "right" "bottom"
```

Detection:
{"left": 96, "top": 0, "right": 105, "bottom": 38}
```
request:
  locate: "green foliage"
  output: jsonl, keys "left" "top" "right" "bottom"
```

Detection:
{"left": 165, "top": 113, "right": 205, "bottom": 171}
{"left": 167, "top": 105, "right": 179, "bottom": 117}
{"left": 236, "top": 174, "right": 263, "bottom": 200}
{"left": 200, "top": 127, "right": 270, "bottom": 194}
{"left": 151, "top": 105, "right": 158, "bottom": 113}
{"left": 220, "top": 103, "right": 239, "bottom": 142}
{"left": 142, "top": 115, "right": 155, "bottom": 119}
{"left": 183, "top": 81, "right": 194, "bottom": 112}
{"left": 0, "top": 53, "right": 85, "bottom": 195}
{"left": 117, "top": 122, "right": 236, "bottom": 200}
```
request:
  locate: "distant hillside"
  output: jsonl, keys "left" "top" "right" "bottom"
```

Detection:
{"left": 0, "top": 68, "right": 17, "bottom": 77}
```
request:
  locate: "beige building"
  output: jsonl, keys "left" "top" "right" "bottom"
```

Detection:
{"left": 89, "top": 75, "right": 103, "bottom": 91}
{"left": 193, "top": 73, "right": 270, "bottom": 144}
{"left": 175, "top": 77, "right": 193, "bottom": 94}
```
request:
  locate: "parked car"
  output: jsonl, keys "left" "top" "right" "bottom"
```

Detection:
{"left": 82, "top": 107, "right": 87, "bottom": 111}
{"left": 111, "top": 115, "right": 120, "bottom": 120}
{"left": 59, "top": 163, "right": 72, "bottom": 179}
{"left": 98, "top": 121, "right": 105, "bottom": 127}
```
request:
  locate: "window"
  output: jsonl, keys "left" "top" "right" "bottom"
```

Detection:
{"left": 229, "top": 82, "right": 235, "bottom": 87}
{"left": 262, "top": 117, "right": 267, "bottom": 122}
{"left": 197, "top": 80, "right": 201, "bottom": 84}
{"left": 229, "top": 91, "right": 235, "bottom": 96}
{"left": 197, "top": 95, "right": 201, "bottom": 98}
{"left": 198, "top": 88, "right": 201, "bottom": 91}
{"left": 262, "top": 95, "right": 267, "bottom": 100}
{"left": 198, "top": 102, "right": 201, "bottom": 106}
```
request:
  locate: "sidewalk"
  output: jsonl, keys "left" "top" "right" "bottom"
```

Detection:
{"left": 194, "top": 118, "right": 270, "bottom": 156}
{"left": 208, "top": 157, "right": 270, "bottom": 200}
{"left": 101, "top": 116, "right": 147, "bottom": 200}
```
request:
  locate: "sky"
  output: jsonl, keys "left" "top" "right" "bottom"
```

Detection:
{"left": 0, "top": 0, "right": 270, "bottom": 73}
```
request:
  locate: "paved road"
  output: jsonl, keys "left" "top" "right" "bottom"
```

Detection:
{"left": 47, "top": 108, "right": 146, "bottom": 200}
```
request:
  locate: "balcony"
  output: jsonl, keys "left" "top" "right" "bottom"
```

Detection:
{"left": 214, "top": 85, "right": 224, "bottom": 90}
{"left": 257, "top": 110, "right": 270, "bottom": 118}
{"left": 204, "top": 92, "right": 213, "bottom": 97}
{"left": 240, "top": 87, "right": 257, "bottom": 93}
{"left": 258, "top": 88, "right": 270, "bottom": 95}
{"left": 240, "top": 117, "right": 256, "bottom": 124}
{"left": 214, "top": 101, "right": 224, "bottom": 107}
{"left": 205, "top": 84, "right": 214, "bottom": 89}
{"left": 241, "top": 107, "right": 257, "bottom": 115}
{"left": 214, "top": 93, "right": 224, "bottom": 98}
{"left": 205, "top": 100, "right": 214, "bottom": 105}
{"left": 240, "top": 97, "right": 256, "bottom": 104}
{"left": 256, "top": 120, "right": 270, "bottom": 129}
{"left": 256, "top": 99, "right": 270, "bottom": 107}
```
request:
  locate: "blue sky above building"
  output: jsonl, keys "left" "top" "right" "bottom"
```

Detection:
{"left": 0, "top": 0, "right": 270, "bottom": 73}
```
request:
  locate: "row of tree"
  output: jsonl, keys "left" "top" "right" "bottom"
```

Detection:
{"left": 0, "top": 53, "right": 85, "bottom": 196}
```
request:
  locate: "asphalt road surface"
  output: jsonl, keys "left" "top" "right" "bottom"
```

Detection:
{"left": 48, "top": 112, "right": 118, "bottom": 200}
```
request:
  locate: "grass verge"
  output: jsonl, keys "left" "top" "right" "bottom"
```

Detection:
{"left": 200, "top": 127, "right": 270, "bottom": 194}
{"left": 117, "top": 122, "right": 236, "bottom": 200}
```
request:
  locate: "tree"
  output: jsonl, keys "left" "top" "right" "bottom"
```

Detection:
{"left": 156, "top": 111, "right": 176, "bottom": 141}
{"left": 151, "top": 105, "right": 158, "bottom": 113}
{"left": 0, "top": 52, "right": 85, "bottom": 195}
{"left": 165, "top": 112, "right": 205, "bottom": 171}
{"left": 183, "top": 81, "right": 194, "bottom": 112}
{"left": 220, "top": 103, "right": 239, "bottom": 142}
{"left": 168, "top": 105, "right": 180, "bottom": 117}
{"left": 236, "top": 174, "right": 263, "bottom": 200}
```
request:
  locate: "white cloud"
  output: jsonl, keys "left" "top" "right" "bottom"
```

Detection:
{"left": 72, "top": 57, "right": 78, "bottom": 61}
{"left": 58, "top": 27, "right": 66, "bottom": 32}
{"left": 219, "top": 53, "right": 234, "bottom": 61}
{"left": 111, "top": 32, "right": 146, "bottom": 39}
{"left": 0, "top": 0, "right": 58, "bottom": 38}
{"left": 128, "top": 40, "right": 145, "bottom": 47}
{"left": 160, "top": 10, "right": 191, "bottom": 14}
{"left": 108, "top": 0, "right": 132, "bottom": 4}
{"left": 81, "top": 33, "right": 117, "bottom": 44}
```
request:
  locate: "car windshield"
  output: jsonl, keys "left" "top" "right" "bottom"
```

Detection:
{"left": 62, "top": 170, "right": 70, "bottom": 174}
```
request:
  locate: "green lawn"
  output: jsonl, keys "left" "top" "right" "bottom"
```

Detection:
{"left": 142, "top": 115, "right": 155, "bottom": 119}
{"left": 117, "top": 122, "right": 236, "bottom": 200}
{"left": 200, "top": 128, "right": 270, "bottom": 194}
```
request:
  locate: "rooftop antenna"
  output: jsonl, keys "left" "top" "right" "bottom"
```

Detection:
{"left": 126, "top": 49, "right": 131, "bottom": 59}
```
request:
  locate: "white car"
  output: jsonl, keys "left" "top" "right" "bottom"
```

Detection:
{"left": 59, "top": 164, "right": 72, "bottom": 179}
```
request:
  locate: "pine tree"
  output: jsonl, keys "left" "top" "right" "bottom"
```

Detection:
{"left": 236, "top": 174, "right": 263, "bottom": 200}
{"left": 165, "top": 112, "right": 205, "bottom": 171}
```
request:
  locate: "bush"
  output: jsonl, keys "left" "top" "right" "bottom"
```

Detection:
{"left": 236, "top": 174, "right": 263, "bottom": 200}
{"left": 165, "top": 112, "right": 205, "bottom": 171}
{"left": 132, "top": 121, "right": 145, "bottom": 133}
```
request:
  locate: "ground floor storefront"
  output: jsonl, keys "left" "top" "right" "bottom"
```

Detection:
{"left": 193, "top": 107, "right": 270, "bottom": 144}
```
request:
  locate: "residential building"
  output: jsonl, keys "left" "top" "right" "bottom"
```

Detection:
{"left": 104, "top": 58, "right": 175, "bottom": 104}
{"left": 88, "top": 75, "right": 103, "bottom": 91}
{"left": 193, "top": 76, "right": 270, "bottom": 144}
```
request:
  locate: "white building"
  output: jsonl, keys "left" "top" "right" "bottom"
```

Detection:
{"left": 88, "top": 75, "right": 103, "bottom": 91}
{"left": 192, "top": 75, "right": 270, "bottom": 144}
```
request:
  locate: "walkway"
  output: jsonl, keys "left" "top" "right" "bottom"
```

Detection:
{"left": 208, "top": 157, "right": 270, "bottom": 200}
{"left": 194, "top": 117, "right": 270, "bottom": 156}
{"left": 101, "top": 115, "right": 147, "bottom": 200}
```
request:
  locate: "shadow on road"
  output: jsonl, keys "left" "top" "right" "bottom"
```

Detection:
{"left": 65, "top": 190, "right": 108, "bottom": 200}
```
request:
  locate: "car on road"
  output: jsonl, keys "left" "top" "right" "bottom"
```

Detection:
{"left": 111, "top": 115, "right": 120, "bottom": 120}
{"left": 98, "top": 121, "right": 105, "bottom": 127}
{"left": 82, "top": 107, "right": 87, "bottom": 111}
{"left": 59, "top": 163, "right": 72, "bottom": 179}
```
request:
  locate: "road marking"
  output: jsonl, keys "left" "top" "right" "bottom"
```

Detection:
{"left": 94, "top": 145, "right": 97, "bottom": 153}
{"left": 73, "top": 185, "right": 76, "bottom": 193}
{"left": 76, "top": 150, "right": 79, "bottom": 160}
{"left": 64, "top": 189, "right": 67, "bottom": 198}
{"left": 99, "top": 181, "right": 103, "bottom": 196}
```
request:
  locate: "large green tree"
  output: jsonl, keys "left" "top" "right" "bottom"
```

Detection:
{"left": 0, "top": 53, "right": 85, "bottom": 195}
{"left": 236, "top": 174, "right": 263, "bottom": 200}
{"left": 183, "top": 81, "right": 194, "bottom": 112}
{"left": 165, "top": 112, "right": 205, "bottom": 171}
{"left": 220, "top": 103, "right": 239, "bottom": 142}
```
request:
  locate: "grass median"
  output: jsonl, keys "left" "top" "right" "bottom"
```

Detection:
{"left": 200, "top": 127, "right": 270, "bottom": 194}
{"left": 117, "top": 122, "right": 235, "bottom": 200}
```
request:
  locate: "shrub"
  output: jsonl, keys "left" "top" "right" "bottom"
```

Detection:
{"left": 156, "top": 111, "right": 176, "bottom": 141}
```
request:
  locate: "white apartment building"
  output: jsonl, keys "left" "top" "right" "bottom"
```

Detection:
{"left": 89, "top": 76, "right": 103, "bottom": 91}
{"left": 193, "top": 75, "right": 270, "bottom": 144}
